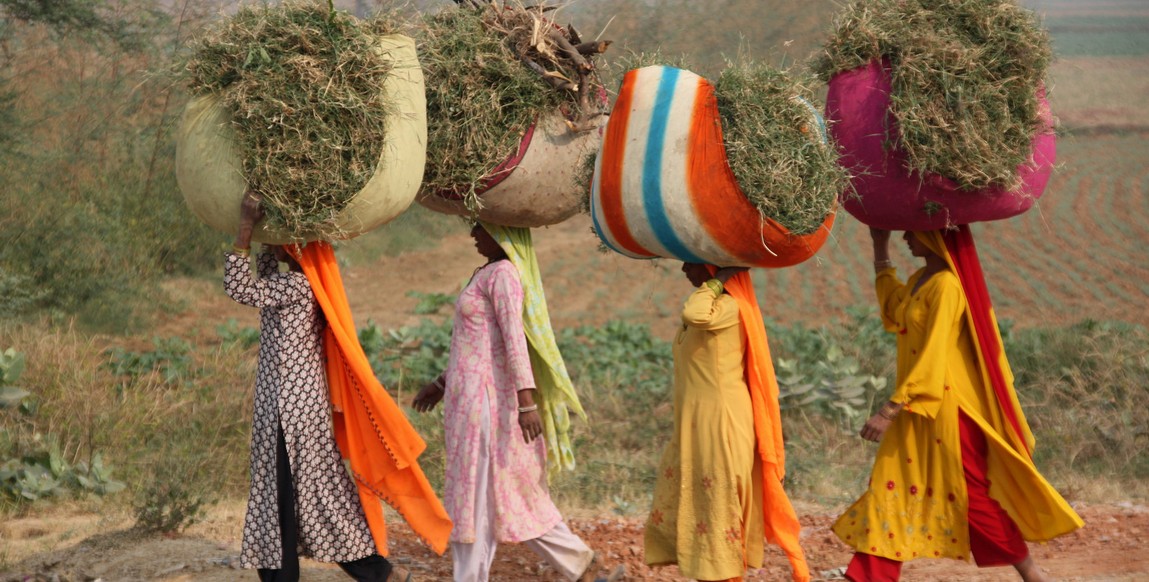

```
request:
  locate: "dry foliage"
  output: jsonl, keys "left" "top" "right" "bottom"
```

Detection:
{"left": 813, "top": 0, "right": 1052, "bottom": 191}
{"left": 418, "top": 2, "right": 608, "bottom": 213}
{"left": 182, "top": 1, "right": 400, "bottom": 240}
{"left": 717, "top": 61, "right": 847, "bottom": 235}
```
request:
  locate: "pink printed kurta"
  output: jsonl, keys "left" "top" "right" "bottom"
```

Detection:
{"left": 443, "top": 260, "right": 561, "bottom": 543}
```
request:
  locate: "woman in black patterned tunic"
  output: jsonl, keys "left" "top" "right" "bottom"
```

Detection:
{"left": 224, "top": 191, "right": 409, "bottom": 582}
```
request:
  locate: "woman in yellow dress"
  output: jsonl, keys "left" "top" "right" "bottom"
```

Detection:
{"left": 833, "top": 228, "right": 1084, "bottom": 581}
{"left": 645, "top": 263, "right": 809, "bottom": 582}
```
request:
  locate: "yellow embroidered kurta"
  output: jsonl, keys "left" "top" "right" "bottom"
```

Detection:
{"left": 646, "top": 286, "right": 765, "bottom": 580}
{"left": 832, "top": 267, "right": 1082, "bottom": 562}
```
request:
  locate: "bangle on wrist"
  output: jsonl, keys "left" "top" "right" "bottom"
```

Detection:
{"left": 878, "top": 402, "right": 901, "bottom": 420}
{"left": 233, "top": 245, "right": 251, "bottom": 257}
{"left": 704, "top": 279, "right": 724, "bottom": 296}
{"left": 517, "top": 404, "right": 538, "bottom": 413}
{"left": 874, "top": 259, "right": 894, "bottom": 272}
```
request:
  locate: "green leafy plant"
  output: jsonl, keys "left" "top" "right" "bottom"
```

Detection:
{"left": 406, "top": 291, "right": 456, "bottom": 315}
{"left": 557, "top": 320, "right": 673, "bottom": 395}
{"left": 0, "top": 437, "right": 125, "bottom": 503}
{"left": 103, "top": 337, "right": 194, "bottom": 384}
{"left": 359, "top": 319, "right": 453, "bottom": 393}
{"left": 0, "top": 347, "right": 30, "bottom": 408}
{"left": 216, "top": 318, "right": 260, "bottom": 350}
{"left": 776, "top": 345, "right": 888, "bottom": 425}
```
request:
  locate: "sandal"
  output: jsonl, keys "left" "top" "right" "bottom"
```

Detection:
{"left": 389, "top": 566, "right": 414, "bottom": 582}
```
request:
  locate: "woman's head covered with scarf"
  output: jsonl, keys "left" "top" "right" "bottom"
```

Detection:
{"left": 911, "top": 227, "right": 1035, "bottom": 456}
{"left": 479, "top": 222, "right": 587, "bottom": 474}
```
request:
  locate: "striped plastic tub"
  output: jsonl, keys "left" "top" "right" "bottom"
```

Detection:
{"left": 590, "top": 66, "right": 835, "bottom": 269}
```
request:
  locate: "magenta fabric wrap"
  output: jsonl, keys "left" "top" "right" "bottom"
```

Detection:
{"left": 825, "top": 60, "right": 1056, "bottom": 230}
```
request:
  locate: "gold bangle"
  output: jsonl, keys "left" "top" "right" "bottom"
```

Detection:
{"left": 704, "top": 279, "right": 724, "bottom": 296}
{"left": 878, "top": 402, "right": 901, "bottom": 420}
{"left": 233, "top": 245, "right": 251, "bottom": 257}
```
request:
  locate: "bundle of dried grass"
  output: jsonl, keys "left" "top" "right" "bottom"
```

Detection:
{"left": 813, "top": 0, "right": 1052, "bottom": 192}
{"left": 182, "top": 1, "right": 398, "bottom": 239}
{"left": 418, "top": 1, "right": 608, "bottom": 212}
{"left": 717, "top": 61, "right": 847, "bottom": 236}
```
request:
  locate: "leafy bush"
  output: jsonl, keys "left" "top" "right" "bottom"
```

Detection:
{"left": 0, "top": 437, "right": 125, "bottom": 505}
{"left": 0, "top": 347, "right": 30, "bottom": 409}
{"left": 558, "top": 320, "right": 673, "bottom": 396}
{"left": 133, "top": 456, "right": 211, "bottom": 533}
{"left": 103, "top": 337, "right": 194, "bottom": 385}
{"left": 0, "top": 268, "right": 45, "bottom": 321}
{"left": 407, "top": 291, "right": 456, "bottom": 315}
{"left": 216, "top": 318, "right": 260, "bottom": 350}
{"left": 770, "top": 305, "right": 894, "bottom": 427}
{"left": 359, "top": 318, "right": 453, "bottom": 394}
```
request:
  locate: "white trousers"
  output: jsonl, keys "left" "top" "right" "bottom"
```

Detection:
{"left": 451, "top": 389, "right": 593, "bottom": 582}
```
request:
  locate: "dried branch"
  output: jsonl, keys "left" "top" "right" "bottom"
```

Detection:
{"left": 574, "top": 40, "right": 612, "bottom": 55}
{"left": 547, "top": 29, "right": 591, "bottom": 73}
{"left": 520, "top": 54, "right": 577, "bottom": 92}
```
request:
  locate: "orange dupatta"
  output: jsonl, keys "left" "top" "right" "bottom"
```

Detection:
{"left": 288, "top": 242, "right": 452, "bottom": 555}
{"left": 712, "top": 268, "right": 810, "bottom": 582}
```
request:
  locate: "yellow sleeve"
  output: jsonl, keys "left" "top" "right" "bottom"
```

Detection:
{"left": 681, "top": 283, "right": 740, "bottom": 331}
{"left": 891, "top": 273, "right": 966, "bottom": 418}
{"left": 875, "top": 267, "right": 907, "bottom": 332}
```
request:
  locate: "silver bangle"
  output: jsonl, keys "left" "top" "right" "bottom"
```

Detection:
{"left": 517, "top": 404, "right": 538, "bottom": 413}
{"left": 874, "top": 259, "right": 894, "bottom": 272}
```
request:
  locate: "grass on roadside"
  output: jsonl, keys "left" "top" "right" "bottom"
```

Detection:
{"left": 3, "top": 310, "right": 1146, "bottom": 524}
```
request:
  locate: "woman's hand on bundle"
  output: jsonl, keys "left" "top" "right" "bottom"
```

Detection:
{"left": 234, "top": 190, "right": 264, "bottom": 252}
{"left": 412, "top": 377, "right": 445, "bottom": 412}
{"left": 869, "top": 227, "right": 894, "bottom": 270}
{"left": 239, "top": 190, "right": 265, "bottom": 228}
{"left": 869, "top": 227, "right": 891, "bottom": 246}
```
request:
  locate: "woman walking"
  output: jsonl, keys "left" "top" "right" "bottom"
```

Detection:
{"left": 225, "top": 191, "right": 450, "bottom": 581}
{"left": 833, "top": 228, "right": 1083, "bottom": 581}
{"left": 645, "top": 263, "right": 809, "bottom": 582}
{"left": 413, "top": 223, "right": 617, "bottom": 582}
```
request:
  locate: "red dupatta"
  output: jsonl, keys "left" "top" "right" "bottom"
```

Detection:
{"left": 916, "top": 226, "right": 1035, "bottom": 457}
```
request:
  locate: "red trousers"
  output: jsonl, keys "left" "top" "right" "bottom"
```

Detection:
{"left": 844, "top": 411, "right": 1029, "bottom": 582}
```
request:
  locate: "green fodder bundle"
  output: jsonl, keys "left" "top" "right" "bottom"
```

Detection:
{"left": 419, "top": 2, "right": 608, "bottom": 210}
{"left": 813, "top": 0, "right": 1052, "bottom": 192}
{"left": 716, "top": 62, "right": 848, "bottom": 235}
{"left": 183, "top": 2, "right": 397, "bottom": 239}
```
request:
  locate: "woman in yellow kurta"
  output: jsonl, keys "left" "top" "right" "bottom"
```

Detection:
{"left": 833, "top": 228, "right": 1083, "bottom": 582}
{"left": 646, "top": 263, "right": 809, "bottom": 582}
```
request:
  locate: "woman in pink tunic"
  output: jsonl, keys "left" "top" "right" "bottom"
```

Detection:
{"left": 413, "top": 224, "right": 613, "bottom": 582}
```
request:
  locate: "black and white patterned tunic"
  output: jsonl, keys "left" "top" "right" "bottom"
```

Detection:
{"left": 224, "top": 251, "right": 376, "bottom": 569}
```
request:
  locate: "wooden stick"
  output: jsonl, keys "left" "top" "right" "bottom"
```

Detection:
{"left": 548, "top": 29, "right": 592, "bottom": 73}
{"left": 575, "top": 40, "right": 612, "bottom": 55}
{"left": 520, "top": 55, "right": 577, "bottom": 92}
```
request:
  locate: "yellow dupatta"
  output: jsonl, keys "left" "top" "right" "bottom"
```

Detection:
{"left": 480, "top": 222, "right": 587, "bottom": 473}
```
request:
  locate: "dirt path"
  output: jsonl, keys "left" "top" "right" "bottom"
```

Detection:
{"left": 3, "top": 502, "right": 1146, "bottom": 581}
